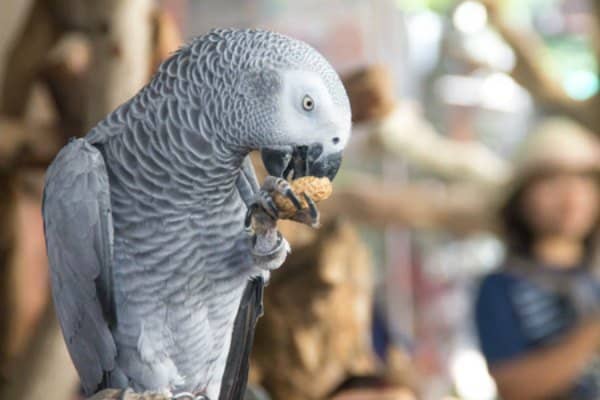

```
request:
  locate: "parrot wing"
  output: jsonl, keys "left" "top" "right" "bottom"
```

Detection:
{"left": 218, "top": 276, "right": 264, "bottom": 400}
{"left": 43, "top": 138, "right": 119, "bottom": 394}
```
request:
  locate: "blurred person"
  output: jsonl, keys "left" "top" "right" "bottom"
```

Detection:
{"left": 475, "top": 118, "right": 600, "bottom": 399}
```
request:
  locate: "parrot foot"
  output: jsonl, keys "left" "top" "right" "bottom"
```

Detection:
{"left": 244, "top": 176, "right": 295, "bottom": 270}
{"left": 244, "top": 176, "right": 302, "bottom": 230}
{"left": 171, "top": 392, "right": 209, "bottom": 400}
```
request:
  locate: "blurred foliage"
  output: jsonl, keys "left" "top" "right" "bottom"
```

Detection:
{"left": 547, "top": 36, "right": 598, "bottom": 99}
{"left": 397, "top": 0, "right": 548, "bottom": 15}
{"left": 396, "top": 0, "right": 455, "bottom": 13}
{"left": 404, "top": 0, "right": 599, "bottom": 99}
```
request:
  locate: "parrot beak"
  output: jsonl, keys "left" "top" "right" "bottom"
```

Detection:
{"left": 261, "top": 143, "right": 342, "bottom": 181}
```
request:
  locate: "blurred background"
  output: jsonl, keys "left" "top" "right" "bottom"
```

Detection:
{"left": 1, "top": 0, "right": 599, "bottom": 399}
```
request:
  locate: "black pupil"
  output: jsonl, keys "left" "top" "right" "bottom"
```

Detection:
{"left": 305, "top": 98, "right": 312, "bottom": 108}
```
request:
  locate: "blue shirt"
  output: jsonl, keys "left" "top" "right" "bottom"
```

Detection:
{"left": 475, "top": 268, "right": 600, "bottom": 399}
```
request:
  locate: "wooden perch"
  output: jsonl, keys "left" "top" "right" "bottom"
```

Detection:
{"left": 87, "top": 389, "right": 172, "bottom": 400}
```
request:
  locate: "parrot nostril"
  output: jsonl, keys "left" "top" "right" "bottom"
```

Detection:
{"left": 332, "top": 137, "right": 340, "bottom": 145}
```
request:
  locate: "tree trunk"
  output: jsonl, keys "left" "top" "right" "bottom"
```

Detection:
{"left": 0, "top": 305, "right": 79, "bottom": 400}
{"left": 0, "top": 0, "right": 63, "bottom": 117}
{"left": 82, "top": 0, "right": 154, "bottom": 129}
{"left": 251, "top": 219, "right": 377, "bottom": 400}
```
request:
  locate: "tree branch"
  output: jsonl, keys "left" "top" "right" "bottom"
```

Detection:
{"left": 481, "top": 0, "right": 600, "bottom": 135}
{"left": 587, "top": 0, "right": 600, "bottom": 65}
{"left": 0, "top": 168, "right": 17, "bottom": 379}
{"left": 320, "top": 177, "right": 496, "bottom": 234}
{"left": 0, "top": 0, "right": 63, "bottom": 117}
{"left": 81, "top": 0, "right": 154, "bottom": 129}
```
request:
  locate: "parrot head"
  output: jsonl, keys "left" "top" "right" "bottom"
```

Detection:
{"left": 258, "top": 68, "right": 351, "bottom": 182}
{"left": 221, "top": 30, "right": 351, "bottom": 182}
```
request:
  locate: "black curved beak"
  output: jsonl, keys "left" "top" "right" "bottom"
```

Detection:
{"left": 261, "top": 143, "right": 342, "bottom": 181}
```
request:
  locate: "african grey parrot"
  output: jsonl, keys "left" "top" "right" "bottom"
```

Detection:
{"left": 42, "top": 28, "right": 351, "bottom": 400}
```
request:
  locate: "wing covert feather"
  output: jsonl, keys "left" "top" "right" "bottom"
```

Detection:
{"left": 43, "top": 138, "right": 118, "bottom": 394}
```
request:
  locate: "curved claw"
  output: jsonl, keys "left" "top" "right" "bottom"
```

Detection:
{"left": 285, "top": 187, "right": 303, "bottom": 210}
{"left": 303, "top": 193, "right": 320, "bottom": 228}
{"left": 245, "top": 203, "right": 259, "bottom": 230}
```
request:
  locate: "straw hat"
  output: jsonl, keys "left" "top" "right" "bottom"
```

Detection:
{"left": 512, "top": 117, "right": 600, "bottom": 184}
{"left": 494, "top": 117, "right": 599, "bottom": 213}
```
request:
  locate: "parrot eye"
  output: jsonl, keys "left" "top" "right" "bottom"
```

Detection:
{"left": 302, "top": 95, "right": 314, "bottom": 111}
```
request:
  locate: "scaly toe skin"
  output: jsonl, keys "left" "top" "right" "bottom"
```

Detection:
{"left": 246, "top": 175, "right": 306, "bottom": 232}
{"left": 251, "top": 234, "right": 289, "bottom": 271}
{"left": 251, "top": 230, "right": 283, "bottom": 257}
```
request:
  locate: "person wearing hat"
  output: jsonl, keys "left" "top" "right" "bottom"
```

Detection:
{"left": 474, "top": 118, "right": 600, "bottom": 399}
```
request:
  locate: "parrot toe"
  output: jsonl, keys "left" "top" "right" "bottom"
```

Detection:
{"left": 289, "top": 193, "right": 321, "bottom": 228}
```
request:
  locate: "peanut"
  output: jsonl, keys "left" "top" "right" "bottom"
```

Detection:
{"left": 273, "top": 176, "right": 332, "bottom": 218}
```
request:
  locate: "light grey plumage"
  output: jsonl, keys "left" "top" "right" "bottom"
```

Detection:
{"left": 43, "top": 28, "right": 351, "bottom": 399}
